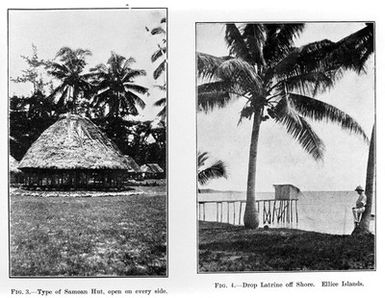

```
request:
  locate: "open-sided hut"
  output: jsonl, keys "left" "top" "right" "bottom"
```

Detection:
{"left": 18, "top": 114, "right": 138, "bottom": 190}
{"left": 140, "top": 163, "right": 164, "bottom": 179}
{"left": 9, "top": 155, "right": 23, "bottom": 185}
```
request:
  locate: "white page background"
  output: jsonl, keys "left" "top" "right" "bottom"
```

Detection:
{"left": 0, "top": 0, "right": 384, "bottom": 297}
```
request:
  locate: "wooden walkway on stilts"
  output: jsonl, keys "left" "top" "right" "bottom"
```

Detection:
{"left": 198, "top": 198, "right": 299, "bottom": 226}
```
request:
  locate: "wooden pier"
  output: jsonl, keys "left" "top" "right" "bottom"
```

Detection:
{"left": 198, "top": 184, "right": 301, "bottom": 227}
{"left": 198, "top": 198, "right": 299, "bottom": 226}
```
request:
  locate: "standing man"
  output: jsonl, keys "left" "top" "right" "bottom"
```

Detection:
{"left": 352, "top": 185, "right": 367, "bottom": 226}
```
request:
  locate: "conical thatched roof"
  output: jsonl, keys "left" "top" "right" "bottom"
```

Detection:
{"left": 9, "top": 155, "right": 21, "bottom": 173}
{"left": 19, "top": 114, "right": 138, "bottom": 171}
{"left": 140, "top": 163, "right": 164, "bottom": 173}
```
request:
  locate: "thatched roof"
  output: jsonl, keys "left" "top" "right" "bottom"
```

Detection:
{"left": 124, "top": 155, "right": 140, "bottom": 172}
{"left": 9, "top": 155, "right": 21, "bottom": 173}
{"left": 140, "top": 163, "right": 164, "bottom": 174}
{"left": 19, "top": 114, "right": 138, "bottom": 171}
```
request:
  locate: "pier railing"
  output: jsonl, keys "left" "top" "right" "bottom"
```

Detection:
{"left": 198, "top": 199, "right": 298, "bottom": 226}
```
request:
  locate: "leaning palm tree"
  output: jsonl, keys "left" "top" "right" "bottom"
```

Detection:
{"left": 198, "top": 151, "right": 227, "bottom": 186}
{"left": 313, "top": 23, "right": 374, "bottom": 234}
{"left": 46, "top": 47, "right": 92, "bottom": 113}
{"left": 91, "top": 52, "right": 148, "bottom": 118}
{"left": 198, "top": 23, "right": 369, "bottom": 229}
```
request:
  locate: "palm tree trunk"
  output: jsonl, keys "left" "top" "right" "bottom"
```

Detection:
{"left": 353, "top": 124, "right": 375, "bottom": 235}
{"left": 244, "top": 107, "right": 263, "bottom": 229}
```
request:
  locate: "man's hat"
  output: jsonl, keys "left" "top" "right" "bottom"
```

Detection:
{"left": 355, "top": 185, "right": 364, "bottom": 191}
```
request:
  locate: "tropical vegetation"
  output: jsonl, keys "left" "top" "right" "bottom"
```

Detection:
{"left": 197, "top": 23, "right": 370, "bottom": 229}
{"left": 147, "top": 17, "right": 167, "bottom": 119}
{"left": 90, "top": 52, "right": 148, "bottom": 118}
{"left": 10, "top": 43, "right": 166, "bottom": 169}
{"left": 198, "top": 151, "right": 227, "bottom": 186}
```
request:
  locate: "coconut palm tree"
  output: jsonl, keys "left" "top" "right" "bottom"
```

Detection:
{"left": 46, "top": 47, "right": 93, "bottom": 113}
{"left": 91, "top": 52, "right": 148, "bottom": 118}
{"left": 198, "top": 151, "right": 227, "bottom": 186}
{"left": 197, "top": 23, "right": 369, "bottom": 229}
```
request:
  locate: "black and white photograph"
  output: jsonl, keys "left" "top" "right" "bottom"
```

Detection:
{"left": 8, "top": 8, "right": 167, "bottom": 277}
{"left": 197, "top": 22, "right": 375, "bottom": 272}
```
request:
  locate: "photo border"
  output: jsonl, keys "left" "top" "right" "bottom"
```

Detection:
{"left": 7, "top": 6, "right": 169, "bottom": 279}
{"left": 195, "top": 20, "right": 377, "bottom": 274}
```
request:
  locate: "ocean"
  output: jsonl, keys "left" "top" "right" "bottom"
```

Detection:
{"left": 198, "top": 191, "right": 375, "bottom": 235}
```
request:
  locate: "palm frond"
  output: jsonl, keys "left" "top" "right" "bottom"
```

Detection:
{"left": 216, "top": 58, "right": 262, "bottom": 93}
{"left": 123, "top": 83, "right": 149, "bottom": 95}
{"left": 274, "top": 98, "right": 325, "bottom": 160}
{"left": 270, "top": 39, "right": 336, "bottom": 79}
{"left": 107, "top": 52, "right": 126, "bottom": 73}
{"left": 154, "top": 84, "right": 166, "bottom": 91}
{"left": 264, "top": 23, "right": 305, "bottom": 63}
{"left": 153, "top": 60, "right": 166, "bottom": 80}
{"left": 198, "top": 160, "right": 227, "bottom": 185}
{"left": 151, "top": 47, "right": 167, "bottom": 63}
{"left": 326, "top": 23, "right": 374, "bottom": 74}
{"left": 122, "top": 57, "right": 137, "bottom": 70}
{"left": 241, "top": 24, "right": 266, "bottom": 66}
{"left": 122, "top": 69, "right": 147, "bottom": 82}
{"left": 55, "top": 85, "right": 71, "bottom": 107}
{"left": 198, "top": 81, "right": 232, "bottom": 112}
{"left": 47, "top": 84, "right": 66, "bottom": 103}
{"left": 124, "top": 90, "right": 146, "bottom": 110}
{"left": 279, "top": 70, "right": 341, "bottom": 96}
{"left": 225, "top": 24, "right": 252, "bottom": 63}
{"left": 120, "top": 92, "right": 139, "bottom": 116}
{"left": 198, "top": 151, "right": 227, "bottom": 185}
{"left": 197, "top": 151, "right": 209, "bottom": 167}
{"left": 74, "top": 48, "right": 92, "bottom": 57}
{"left": 237, "top": 105, "right": 254, "bottom": 125}
{"left": 154, "top": 97, "right": 166, "bottom": 107}
{"left": 151, "top": 27, "right": 166, "bottom": 35}
{"left": 55, "top": 47, "right": 73, "bottom": 59}
{"left": 156, "top": 106, "right": 166, "bottom": 119}
{"left": 55, "top": 47, "right": 92, "bottom": 64}
{"left": 288, "top": 93, "right": 369, "bottom": 142}
{"left": 90, "top": 63, "right": 108, "bottom": 73}
{"left": 197, "top": 52, "right": 231, "bottom": 81}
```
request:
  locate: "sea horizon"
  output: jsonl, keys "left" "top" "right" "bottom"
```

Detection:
{"left": 199, "top": 188, "right": 358, "bottom": 193}
{"left": 198, "top": 190, "right": 375, "bottom": 234}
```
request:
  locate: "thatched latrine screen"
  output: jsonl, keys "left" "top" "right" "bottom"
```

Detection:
{"left": 273, "top": 184, "right": 302, "bottom": 200}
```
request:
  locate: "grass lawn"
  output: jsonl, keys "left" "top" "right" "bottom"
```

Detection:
{"left": 10, "top": 188, "right": 166, "bottom": 276}
{"left": 199, "top": 221, "right": 374, "bottom": 272}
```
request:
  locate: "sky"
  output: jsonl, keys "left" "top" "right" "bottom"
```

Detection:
{"left": 9, "top": 8, "right": 166, "bottom": 121}
{"left": 197, "top": 23, "right": 375, "bottom": 192}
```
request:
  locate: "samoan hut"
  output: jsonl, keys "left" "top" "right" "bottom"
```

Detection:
{"left": 18, "top": 114, "right": 139, "bottom": 190}
{"left": 9, "top": 155, "right": 23, "bottom": 185}
{"left": 140, "top": 163, "right": 164, "bottom": 179}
